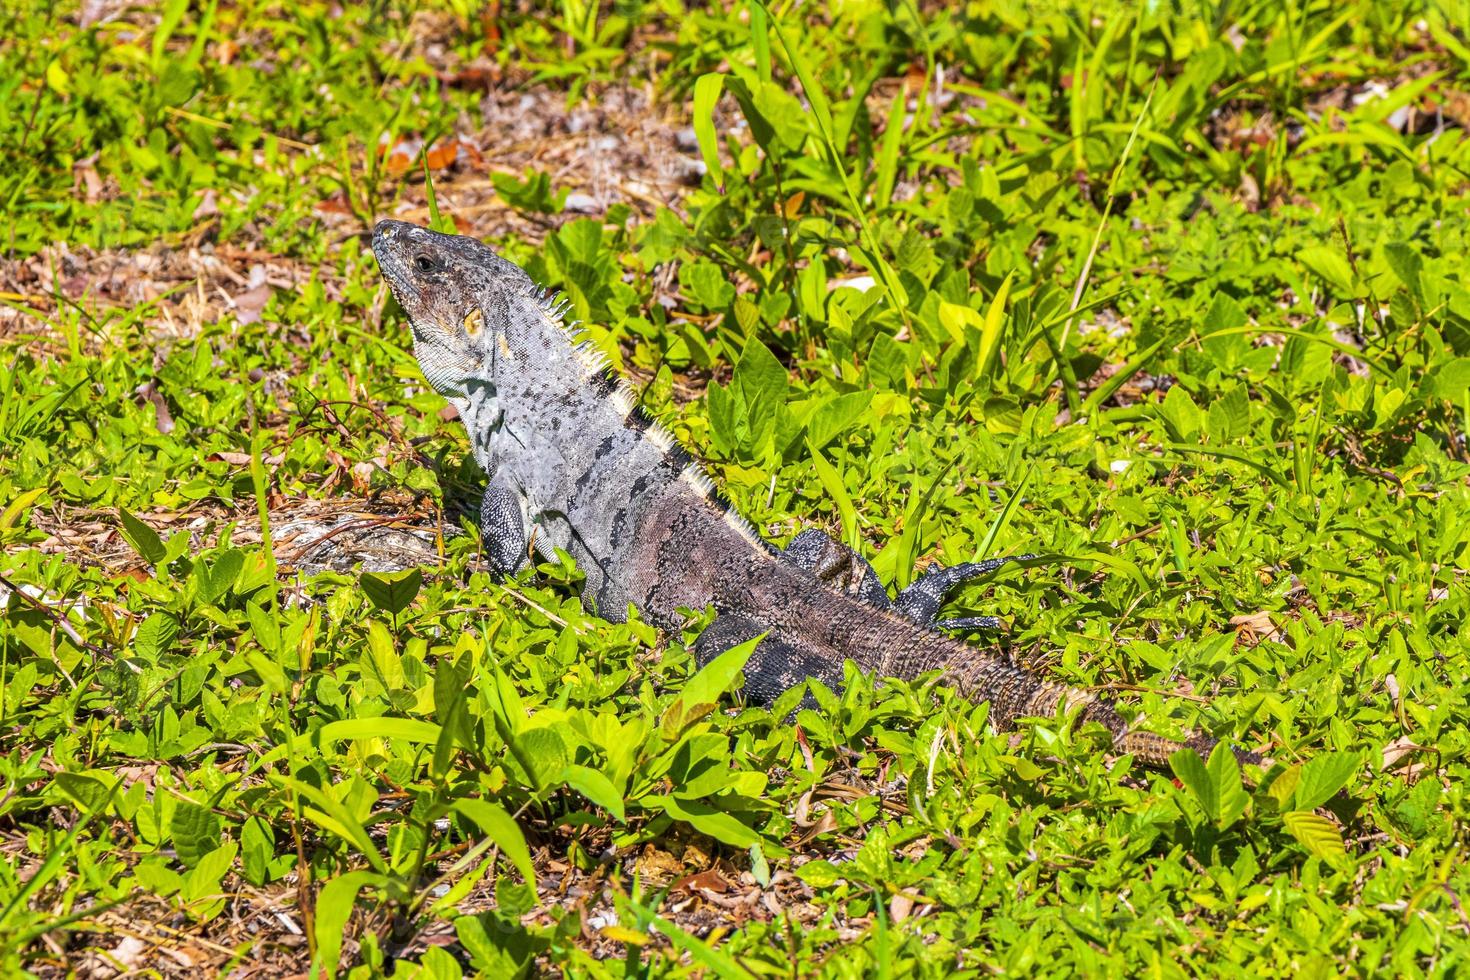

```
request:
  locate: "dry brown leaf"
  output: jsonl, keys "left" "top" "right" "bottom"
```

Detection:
{"left": 632, "top": 844, "right": 683, "bottom": 883}
{"left": 675, "top": 868, "right": 731, "bottom": 895}
{"left": 315, "top": 194, "right": 354, "bottom": 215}
{"left": 1381, "top": 736, "right": 1422, "bottom": 770}
{"left": 192, "top": 189, "right": 219, "bottom": 220}
{"left": 1230, "top": 610, "right": 1283, "bottom": 643}
{"left": 382, "top": 136, "right": 423, "bottom": 176}
{"left": 107, "top": 935, "right": 150, "bottom": 970}
{"left": 232, "top": 283, "right": 273, "bottom": 325}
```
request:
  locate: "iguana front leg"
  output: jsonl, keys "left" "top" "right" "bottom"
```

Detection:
{"left": 478, "top": 477, "right": 529, "bottom": 574}
{"left": 782, "top": 529, "right": 1020, "bottom": 632}
{"left": 780, "top": 529, "right": 890, "bottom": 608}
{"left": 894, "top": 558, "right": 1018, "bottom": 632}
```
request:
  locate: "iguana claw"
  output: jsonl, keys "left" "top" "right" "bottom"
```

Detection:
{"left": 893, "top": 555, "right": 1032, "bottom": 626}
{"left": 782, "top": 529, "right": 1030, "bottom": 631}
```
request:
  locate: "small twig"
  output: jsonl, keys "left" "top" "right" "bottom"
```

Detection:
{"left": 279, "top": 514, "right": 427, "bottom": 564}
{"left": 1092, "top": 681, "right": 1209, "bottom": 704}
{"left": 0, "top": 571, "right": 109, "bottom": 660}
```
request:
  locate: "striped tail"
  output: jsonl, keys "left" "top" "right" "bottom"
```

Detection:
{"left": 941, "top": 653, "right": 1262, "bottom": 771}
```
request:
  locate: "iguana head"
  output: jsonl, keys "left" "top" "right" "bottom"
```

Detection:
{"left": 371, "top": 219, "right": 538, "bottom": 396}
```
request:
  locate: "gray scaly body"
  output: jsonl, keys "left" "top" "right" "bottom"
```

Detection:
{"left": 371, "top": 220, "right": 1258, "bottom": 769}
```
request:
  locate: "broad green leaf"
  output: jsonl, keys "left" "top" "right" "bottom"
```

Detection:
{"left": 170, "top": 801, "right": 222, "bottom": 868}
{"left": 194, "top": 548, "right": 244, "bottom": 604}
{"left": 1383, "top": 242, "right": 1422, "bottom": 301}
{"left": 310, "top": 717, "right": 444, "bottom": 748}
{"left": 977, "top": 273, "right": 1013, "bottom": 383}
{"left": 1202, "top": 291, "right": 1247, "bottom": 334}
{"left": 748, "top": 843, "right": 771, "bottom": 888}
{"left": 996, "top": 755, "right": 1044, "bottom": 781}
{"left": 419, "top": 945, "right": 464, "bottom": 980}
{"left": 1170, "top": 748, "right": 1218, "bottom": 823}
{"left": 937, "top": 300, "right": 982, "bottom": 347}
{"left": 732, "top": 337, "right": 788, "bottom": 446}
{"left": 0, "top": 487, "right": 45, "bottom": 530}
{"left": 361, "top": 568, "right": 422, "bottom": 617}
{"left": 132, "top": 611, "right": 178, "bottom": 661}
{"left": 246, "top": 601, "right": 280, "bottom": 652}
{"left": 1205, "top": 385, "right": 1250, "bottom": 443}
{"left": 54, "top": 772, "right": 116, "bottom": 815}
{"left": 241, "top": 816, "right": 275, "bottom": 887}
{"left": 131, "top": 860, "right": 183, "bottom": 898}
{"left": 183, "top": 841, "right": 237, "bottom": 903}
{"left": 118, "top": 508, "right": 166, "bottom": 565}
{"left": 451, "top": 799, "right": 537, "bottom": 888}
{"left": 455, "top": 912, "right": 543, "bottom": 976}
{"left": 645, "top": 794, "right": 762, "bottom": 848}
{"left": 1282, "top": 810, "right": 1347, "bottom": 862}
{"left": 795, "top": 860, "right": 842, "bottom": 887}
{"left": 804, "top": 391, "right": 872, "bottom": 453}
{"left": 515, "top": 725, "right": 570, "bottom": 792}
{"left": 1297, "top": 245, "right": 1356, "bottom": 296}
{"left": 1429, "top": 358, "right": 1470, "bottom": 401}
{"left": 1293, "top": 752, "right": 1358, "bottom": 811}
{"left": 1266, "top": 764, "right": 1302, "bottom": 809}
{"left": 365, "top": 619, "right": 403, "bottom": 689}
{"left": 1206, "top": 741, "right": 1250, "bottom": 828}
{"left": 314, "top": 870, "right": 385, "bottom": 979}
{"left": 246, "top": 650, "right": 289, "bottom": 693}
{"left": 673, "top": 632, "right": 762, "bottom": 718}
{"left": 691, "top": 73, "right": 726, "bottom": 191}
{"left": 561, "top": 764, "right": 626, "bottom": 822}
{"left": 680, "top": 260, "right": 735, "bottom": 311}
{"left": 1159, "top": 384, "right": 1203, "bottom": 442}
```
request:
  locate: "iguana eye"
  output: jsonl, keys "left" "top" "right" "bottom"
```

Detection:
{"left": 414, "top": 254, "right": 439, "bottom": 274}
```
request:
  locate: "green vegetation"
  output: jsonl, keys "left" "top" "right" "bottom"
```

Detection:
{"left": 3, "top": 0, "right": 1468, "bottom": 974}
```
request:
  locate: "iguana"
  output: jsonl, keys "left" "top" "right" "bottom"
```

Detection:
{"left": 371, "top": 219, "right": 1259, "bottom": 769}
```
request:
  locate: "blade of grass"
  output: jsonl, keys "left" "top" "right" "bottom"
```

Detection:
{"left": 0, "top": 781, "right": 121, "bottom": 934}
{"left": 1080, "top": 335, "right": 1170, "bottom": 416}
{"left": 894, "top": 457, "right": 957, "bottom": 590}
{"left": 622, "top": 894, "right": 755, "bottom": 979}
{"left": 1165, "top": 444, "right": 1294, "bottom": 490}
{"left": 692, "top": 73, "right": 727, "bottom": 192}
{"left": 748, "top": 0, "right": 770, "bottom": 81}
{"left": 1055, "top": 78, "right": 1157, "bottom": 417}
{"left": 971, "top": 464, "right": 1034, "bottom": 561}
{"left": 873, "top": 79, "right": 908, "bottom": 211}
{"left": 806, "top": 437, "right": 859, "bottom": 549}
{"left": 757, "top": 1, "right": 909, "bottom": 327}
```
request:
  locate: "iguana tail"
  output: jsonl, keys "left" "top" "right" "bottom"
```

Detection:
{"left": 939, "top": 647, "right": 1263, "bottom": 770}
{"left": 737, "top": 557, "right": 1263, "bottom": 771}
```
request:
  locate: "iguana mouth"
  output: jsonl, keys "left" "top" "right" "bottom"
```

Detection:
{"left": 370, "top": 219, "right": 422, "bottom": 304}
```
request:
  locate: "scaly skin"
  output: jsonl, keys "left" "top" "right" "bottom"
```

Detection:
{"left": 371, "top": 220, "right": 1258, "bottom": 770}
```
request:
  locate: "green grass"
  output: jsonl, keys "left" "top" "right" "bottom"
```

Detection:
{"left": 3, "top": 0, "right": 1470, "bottom": 975}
